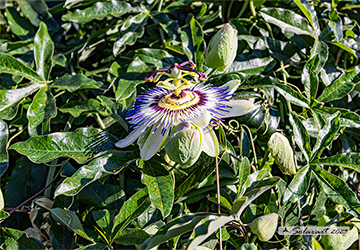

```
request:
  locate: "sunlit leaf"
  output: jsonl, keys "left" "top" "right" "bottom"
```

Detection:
{"left": 62, "top": 1, "right": 146, "bottom": 23}
{"left": 10, "top": 128, "right": 117, "bottom": 164}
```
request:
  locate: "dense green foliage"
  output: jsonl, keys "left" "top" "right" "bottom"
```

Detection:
{"left": 1, "top": 0, "right": 360, "bottom": 249}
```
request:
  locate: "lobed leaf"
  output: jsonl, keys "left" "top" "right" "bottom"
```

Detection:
{"left": 311, "top": 153, "right": 360, "bottom": 172}
{"left": 312, "top": 166, "right": 360, "bottom": 218}
{"left": 34, "top": 22, "right": 54, "bottom": 80}
{"left": 10, "top": 128, "right": 117, "bottom": 164}
{"left": 51, "top": 74, "right": 103, "bottom": 92}
{"left": 0, "top": 83, "right": 45, "bottom": 120}
{"left": 113, "top": 12, "right": 148, "bottom": 56}
{"left": 55, "top": 152, "right": 136, "bottom": 197}
{"left": 318, "top": 65, "right": 360, "bottom": 103}
{"left": 27, "top": 86, "right": 57, "bottom": 137}
{"left": 0, "top": 52, "right": 44, "bottom": 82}
{"left": 112, "top": 188, "right": 151, "bottom": 239}
{"left": 260, "top": 7, "right": 316, "bottom": 38}
{"left": 142, "top": 160, "right": 174, "bottom": 218}
{"left": 62, "top": 1, "right": 146, "bottom": 23}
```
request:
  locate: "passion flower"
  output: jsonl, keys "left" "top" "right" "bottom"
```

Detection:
{"left": 115, "top": 62, "right": 254, "bottom": 161}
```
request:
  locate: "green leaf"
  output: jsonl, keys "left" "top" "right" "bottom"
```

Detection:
{"left": 283, "top": 165, "right": 311, "bottom": 204}
{"left": 0, "top": 52, "right": 44, "bottom": 82}
{"left": 62, "top": 1, "right": 146, "bottom": 23}
{"left": 51, "top": 74, "right": 103, "bottom": 92}
{"left": 49, "top": 219, "right": 75, "bottom": 250}
{"left": 274, "top": 84, "right": 310, "bottom": 108}
{"left": 0, "top": 211, "right": 10, "bottom": 220}
{"left": 312, "top": 166, "right": 360, "bottom": 218}
{"left": 114, "top": 228, "right": 150, "bottom": 245}
{"left": 175, "top": 154, "right": 215, "bottom": 201}
{"left": 330, "top": 42, "right": 357, "bottom": 58}
{"left": 0, "top": 119, "right": 9, "bottom": 177}
{"left": 140, "top": 214, "right": 209, "bottom": 250}
{"left": 114, "top": 78, "right": 143, "bottom": 101}
{"left": 0, "top": 83, "right": 44, "bottom": 120}
{"left": 27, "top": 86, "right": 57, "bottom": 136}
{"left": 187, "top": 215, "right": 234, "bottom": 250}
{"left": 294, "top": 0, "right": 321, "bottom": 36}
{"left": 112, "top": 188, "right": 151, "bottom": 239}
{"left": 311, "top": 153, "right": 360, "bottom": 172}
{"left": 289, "top": 112, "right": 311, "bottom": 162}
{"left": 311, "top": 40, "right": 329, "bottom": 72}
{"left": 34, "top": 22, "right": 54, "bottom": 80}
{"left": 4, "top": 157, "right": 48, "bottom": 207}
{"left": 225, "top": 56, "right": 276, "bottom": 75}
{"left": 260, "top": 7, "right": 316, "bottom": 38}
{"left": 318, "top": 65, "right": 360, "bottom": 103}
{"left": 2, "top": 227, "right": 46, "bottom": 249}
{"left": 313, "top": 105, "right": 360, "bottom": 128}
{"left": 238, "top": 157, "right": 251, "bottom": 193}
{"left": 302, "top": 54, "right": 319, "bottom": 102}
{"left": 54, "top": 153, "right": 136, "bottom": 197}
{"left": 136, "top": 48, "right": 176, "bottom": 68}
{"left": 96, "top": 96, "right": 128, "bottom": 131}
{"left": 311, "top": 112, "right": 340, "bottom": 160}
{"left": 50, "top": 208, "right": 93, "bottom": 241}
{"left": 152, "top": 12, "right": 181, "bottom": 40}
{"left": 237, "top": 169, "right": 272, "bottom": 197}
{"left": 58, "top": 99, "right": 105, "bottom": 118}
{"left": 77, "top": 182, "right": 125, "bottom": 209}
{"left": 181, "top": 14, "right": 205, "bottom": 70}
{"left": 232, "top": 177, "right": 280, "bottom": 218}
{"left": 10, "top": 128, "right": 117, "bottom": 164}
{"left": 113, "top": 12, "right": 148, "bottom": 56}
{"left": 5, "top": 7, "right": 35, "bottom": 39}
{"left": 142, "top": 160, "right": 174, "bottom": 218}
{"left": 92, "top": 209, "right": 111, "bottom": 232}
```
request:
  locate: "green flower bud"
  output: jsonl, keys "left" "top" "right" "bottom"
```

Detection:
{"left": 248, "top": 213, "right": 278, "bottom": 242}
{"left": 205, "top": 23, "right": 238, "bottom": 71}
{"left": 268, "top": 132, "right": 297, "bottom": 175}
{"left": 165, "top": 122, "right": 202, "bottom": 167}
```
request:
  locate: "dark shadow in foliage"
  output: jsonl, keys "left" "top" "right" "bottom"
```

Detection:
{"left": 83, "top": 131, "right": 117, "bottom": 158}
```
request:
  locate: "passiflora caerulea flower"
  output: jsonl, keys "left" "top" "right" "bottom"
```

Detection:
{"left": 115, "top": 62, "right": 254, "bottom": 162}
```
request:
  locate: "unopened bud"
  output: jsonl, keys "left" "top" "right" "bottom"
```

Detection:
{"left": 205, "top": 23, "right": 238, "bottom": 71}
{"left": 268, "top": 132, "right": 297, "bottom": 175}
{"left": 248, "top": 213, "right": 278, "bottom": 242}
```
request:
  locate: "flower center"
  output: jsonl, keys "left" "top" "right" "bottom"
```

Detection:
{"left": 159, "top": 90, "right": 200, "bottom": 110}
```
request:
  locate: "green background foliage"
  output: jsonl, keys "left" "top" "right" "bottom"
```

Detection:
{"left": 1, "top": 0, "right": 360, "bottom": 249}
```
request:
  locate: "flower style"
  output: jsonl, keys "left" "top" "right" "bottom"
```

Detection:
{"left": 115, "top": 62, "right": 254, "bottom": 162}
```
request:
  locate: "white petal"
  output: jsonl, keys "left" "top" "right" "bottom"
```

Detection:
{"left": 221, "top": 99, "right": 254, "bottom": 118}
{"left": 188, "top": 110, "right": 212, "bottom": 129}
{"left": 202, "top": 128, "right": 219, "bottom": 157}
{"left": 223, "top": 79, "right": 241, "bottom": 94}
{"left": 138, "top": 122, "right": 169, "bottom": 161}
{"left": 115, "top": 123, "right": 147, "bottom": 148}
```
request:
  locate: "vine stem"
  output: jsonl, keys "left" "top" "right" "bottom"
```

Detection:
{"left": 215, "top": 156, "right": 223, "bottom": 250}
{"left": 0, "top": 160, "right": 68, "bottom": 223}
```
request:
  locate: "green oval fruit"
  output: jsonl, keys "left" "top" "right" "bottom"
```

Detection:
{"left": 268, "top": 132, "right": 297, "bottom": 175}
{"left": 248, "top": 213, "right": 278, "bottom": 242}
{"left": 165, "top": 122, "right": 202, "bottom": 167}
